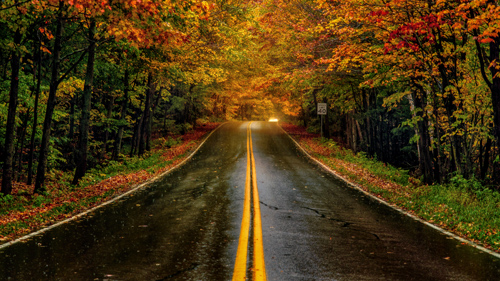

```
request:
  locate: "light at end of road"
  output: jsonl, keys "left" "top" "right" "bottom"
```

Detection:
{"left": 268, "top": 118, "right": 278, "bottom": 122}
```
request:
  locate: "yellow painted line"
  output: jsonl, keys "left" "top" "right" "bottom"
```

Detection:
{"left": 232, "top": 122, "right": 267, "bottom": 281}
{"left": 249, "top": 124, "right": 267, "bottom": 281}
{"left": 232, "top": 124, "right": 253, "bottom": 281}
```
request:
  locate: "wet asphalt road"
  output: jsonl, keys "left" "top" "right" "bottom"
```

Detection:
{"left": 1, "top": 121, "right": 500, "bottom": 280}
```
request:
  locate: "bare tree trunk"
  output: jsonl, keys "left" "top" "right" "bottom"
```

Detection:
{"left": 412, "top": 91, "right": 434, "bottom": 184}
{"left": 146, "top": 84, "right": 155, "bottom": 151}
{"left": 355, "top": 120, "right": 363, "bottom": 144}
{"left": 16, "top": 110, "right": 30, "bottom": 181}
{"left": 301, "top": 102, "right": 308, "bottom": 127}
{"left": 481, "top": 138, "right": 492, "bottom": 180}
{"left": 113, "top": 69, "right": 129, "bottom": 160}
{"left": 130, "top": 119, "right": 141, "bottom": 157}
{"left": 348, "top": 115, "right": 357, "bottom": 153}
{"left": 27, "top": 34, "right": 43, "bottom": 186}
{"left": 72, "top": 19, "right": 96, "bottom": 185}
{"left": 102, "top": 94, "right": 115, "bottom": 157}
{"left": 139, "top": 72, "right": 153, "bottom": 155}
{"left": 69, "top": 94, "right": 75, "bottom": 139}
{"left": 34, "top": 1, "right": 65, "bottom": 193}
{"left": 1, "top": 29, "right": 22, "bottom": 195}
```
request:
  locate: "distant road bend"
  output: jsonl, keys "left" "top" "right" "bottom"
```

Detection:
{"left": 1, "top": 121, "right": 499, "bottom": 280}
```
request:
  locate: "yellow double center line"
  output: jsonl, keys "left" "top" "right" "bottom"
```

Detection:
{"left": 232, "top": 122, "right": 267, "bottom": 281}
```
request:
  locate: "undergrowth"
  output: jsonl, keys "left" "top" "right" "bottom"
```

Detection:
{"left": 0, "top": 123, "right": 220, "bottom": 242}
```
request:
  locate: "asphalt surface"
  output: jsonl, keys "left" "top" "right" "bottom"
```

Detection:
{"left": 1, "top": 121, "right": 500, "bottom": 280}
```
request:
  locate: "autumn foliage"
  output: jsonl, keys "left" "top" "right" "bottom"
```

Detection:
{"left": 2, "top": 0, "right": 500, "bottom": 248}
{"left": 0, "top": 123, "right": 219, "bottom": 241}
{"left": 248, "top": 0, "right": 500, "bottom": 187}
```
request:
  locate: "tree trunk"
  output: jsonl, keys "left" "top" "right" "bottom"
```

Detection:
{"left": 131, "top": 91, "right": 145, "bottom": 156}
{"left": 130, "top": 116, "right": 142, "bottom": 157}
{"left": 348, "top": 115, "right": 357, "bottom": 153}
{"left": 146, "top": 87, "right": 156, "bottom": 150}
{"left": 365, "top": 91, "right": 374, "bottom": 156}
{"left": 72, "top": 20, "right": 96, "bottom": 185}
{"left": 412, "top": 92, "right": 434, "bottom": 184}
{"left": 301, "top": 102, "right": 308, "bottom": 127}
{"left": 355, "top": 120, "right": 363, "bottom": 145}
{"left": 16, "top": 110, "right": 30, "bottom": 181}
{"left": 472, "top": 24, "right": 499, "bottom": 166}
{"left": 150, "top": 87, "right": 162, "bottom": 139}
{"left": 1, "top": 29, "right": 22, "bottom": 195}
{"left": 69, "top": 93, "right": 76, "bottom": 139}
{"left": 481, "top": 138, "right": 492, "bottom": 180}
{"left": 35, "top": 2, "right": 64, "bottom": 193}
{"left": 102, "top": 94, "right": 115, "bottom": 157}
{"left": 139, "top": 72, "right": 153, "bottom": 155}
{"left": 113, "top": 69, "right": 129, "bottom": 160}
{"left": 431, "top": 94, "right": 442, "bottom": 183}
{"left": 27, "top": 34, "right": 43, "bottom": 186}
{"left": 489, "top": 37, "right": 500, "bottom": 151}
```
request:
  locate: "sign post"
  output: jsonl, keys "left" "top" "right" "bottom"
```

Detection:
{"left": 317, "top": 103, "right": 327, "bottom": 138}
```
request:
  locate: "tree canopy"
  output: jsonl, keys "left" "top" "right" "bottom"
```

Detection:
{"left": 2, "top": 0, "right": 500, "bottom": 194}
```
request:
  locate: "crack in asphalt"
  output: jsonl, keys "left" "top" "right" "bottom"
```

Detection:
{"left": 301, "top": 206, "right": 381, "bottom": 240}
{"left": 260, "top": 201, "right": 279, "bottom": 210}
{"left": 302, "top": 207, "right": 352, "bottom": 227}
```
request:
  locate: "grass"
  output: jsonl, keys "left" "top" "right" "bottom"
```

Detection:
{"left": 281, "top": 123, "right": 500, "bottom": 253}
{"left": 0, "top": 122, "right": 220, "bottom": 243}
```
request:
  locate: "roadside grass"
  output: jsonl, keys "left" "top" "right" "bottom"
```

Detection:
{"left": 0, "top": 123, "right": 219, "bottom": 243}
{"left": 281, "top": 123, "right": 500, "bottom": 253}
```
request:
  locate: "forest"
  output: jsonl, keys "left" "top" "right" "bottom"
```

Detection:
{"left": 2, "top": 0, "right": 500, "bottom": 196}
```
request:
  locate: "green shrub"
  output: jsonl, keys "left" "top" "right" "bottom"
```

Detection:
{"left": 32, "top": 195, "right": 51, "bottom": 208}
{"left": 0, "top": 194, "right": 14, "bottom": 203}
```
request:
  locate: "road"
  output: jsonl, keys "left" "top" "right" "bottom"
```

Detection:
{"left": 1, "top": 121, "right": 500, "bottom": 280}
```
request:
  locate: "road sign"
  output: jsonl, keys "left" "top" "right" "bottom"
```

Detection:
{"left": 317, "top": 103, "right": 327, "bottom": 115}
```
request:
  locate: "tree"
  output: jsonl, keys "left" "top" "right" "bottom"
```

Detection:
{"left": 2, "top": 29, "right": 22, "bottom": 195}
{"left": 72, "top": 19, "right": 96, "bottom": 185}
{"left": 34, "top": 0, "right": 66, "bottom": 193}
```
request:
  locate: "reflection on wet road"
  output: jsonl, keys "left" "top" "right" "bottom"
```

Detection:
{"left": 1, "top": 121, "right": 500, "bottom": 280}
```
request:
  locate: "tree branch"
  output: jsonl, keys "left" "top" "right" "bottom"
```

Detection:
{"left": 0, "top": 0, "right": 31, "bottom": 11}
{"left": 57, "top": 48, "right": 88, "bottom": 85}
{"left": 473, "top": 29, "right": 493, "bottom": 89}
